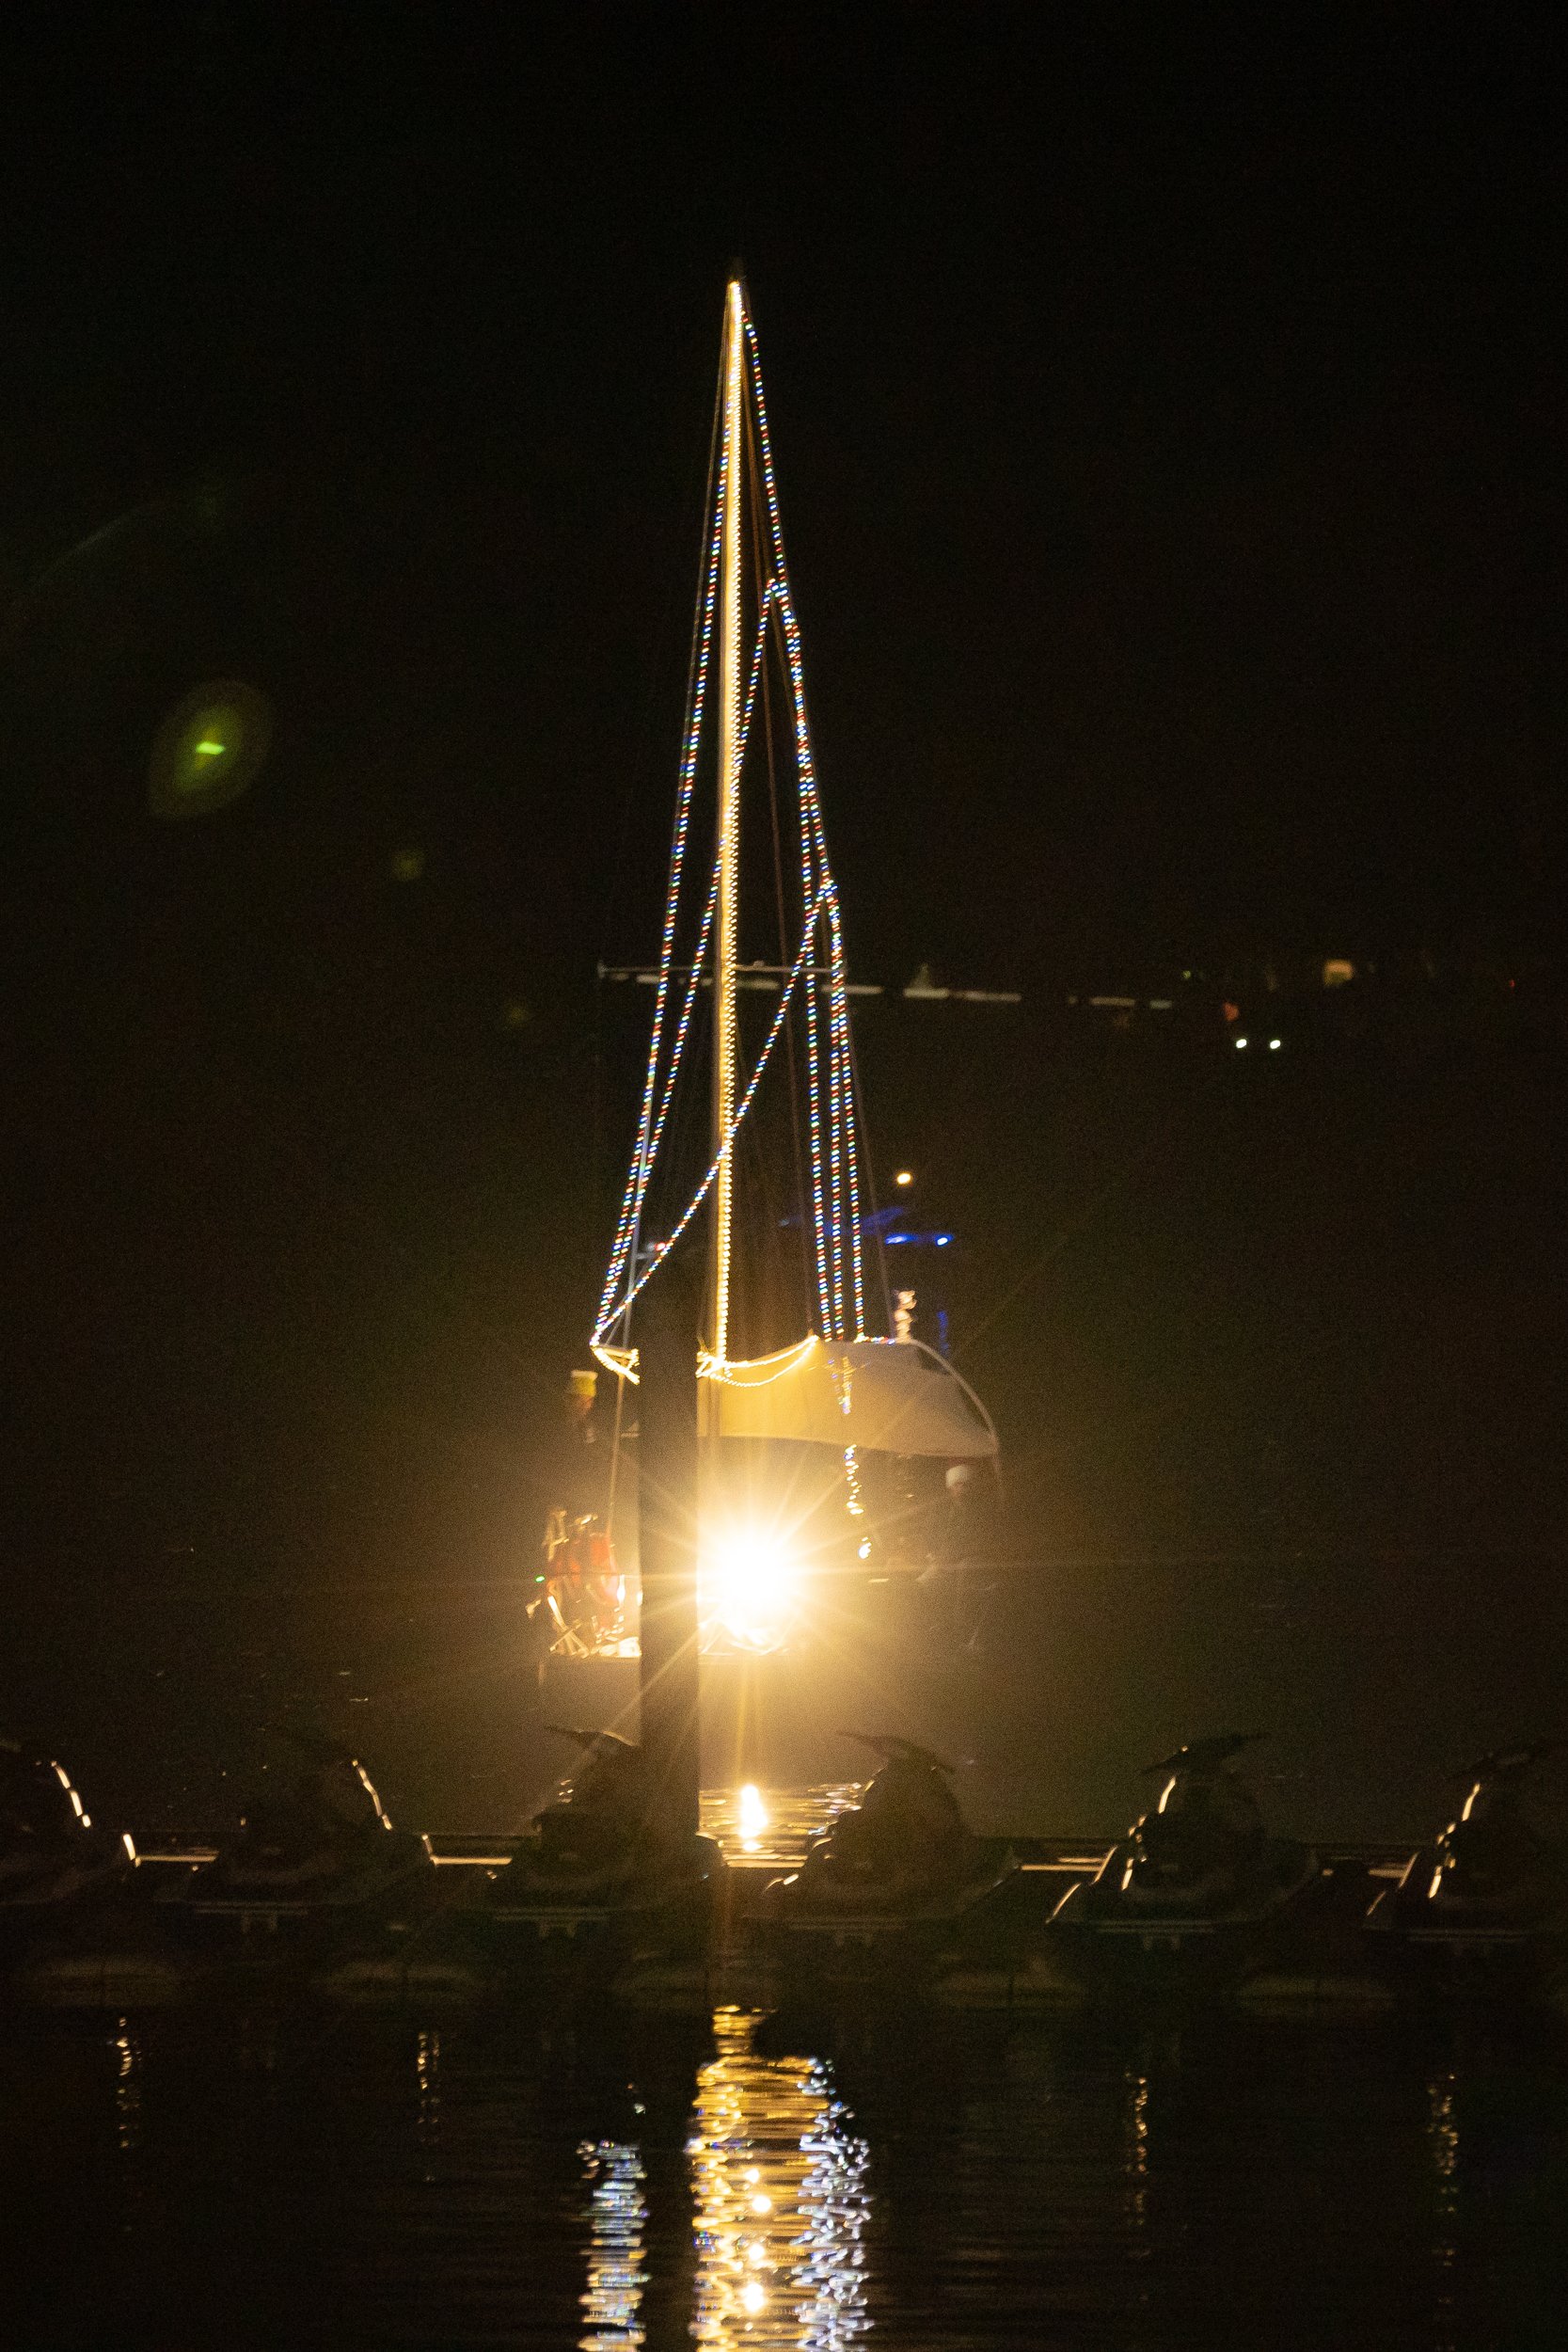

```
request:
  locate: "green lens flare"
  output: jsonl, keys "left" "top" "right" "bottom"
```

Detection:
{"left": 150, "top": 682, "right": 272, "bottom": 818}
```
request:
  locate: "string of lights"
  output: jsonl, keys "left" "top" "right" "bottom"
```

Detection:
{"left": 596, "top": 451, "right": 726, "bottom": 1338}
{"left": 595, "top": 289, "right": 871, "bottom": 1356}
{"left": 592, "top": 882, "right": 833, "bottom": 1341}
{"left": 596, "top": 587, "right": 779, "bottom": 1333}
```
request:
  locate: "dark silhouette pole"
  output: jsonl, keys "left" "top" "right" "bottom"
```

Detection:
{"left": 636, "top": 1248, "right": 701, "bottom": 1836}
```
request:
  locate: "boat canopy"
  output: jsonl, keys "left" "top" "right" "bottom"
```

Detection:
{"left": 593, "top": 1334, "right": 998, "bottom": 1460}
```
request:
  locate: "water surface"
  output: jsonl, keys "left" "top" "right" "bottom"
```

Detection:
{"left": 7, "top": 1999, "right": 1565, "bottom": 2348}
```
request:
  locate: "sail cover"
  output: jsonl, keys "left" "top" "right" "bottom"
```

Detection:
{"left": 712, "top": 1337, "right": 997, "bottom": 1456}
{"left": 594, "top": 1336, "right": 998, "bottom": 1458}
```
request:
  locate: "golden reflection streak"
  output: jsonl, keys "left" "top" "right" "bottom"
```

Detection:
{"left": 738, "top": 1782, "right": 769, "bottom": 1852}
{"left": 689, "top": 2007, "right": 870, "bottom": 2347}
{"left": 578, "top": 2139, "right": 648, "bottom": 2350}
{"left": 416, "top": 2028, "right": 441, "bottom": 2182}
{"left": 1427, "top": 2067, "right": 1460, "bottom": 2345}
{"left": 114, "top": 2012, "right": 142, "bottom": 2157}
{"left": 700, "top": 1785, "right": 863, "bottom": 1871}
{"left": 1121, "top": 2065, "right": 1150, "bottom": 2243}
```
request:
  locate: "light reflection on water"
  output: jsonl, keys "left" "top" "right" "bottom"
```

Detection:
{"left": 7, "top": 2005, "right": 1568, "bottom": 2346}
{"left": 578, "top": 2139, "right": 648, "bottom": 2350}
{"left": 701, "top": 1783, "right": 863, "bottom": 1868}
{"left": 689, "top": 2008, "right": 870, "bottom": 2348}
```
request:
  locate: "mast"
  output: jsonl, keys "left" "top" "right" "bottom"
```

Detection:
{"left": 711, "top": 276, "right": 746, "bottom": 1365}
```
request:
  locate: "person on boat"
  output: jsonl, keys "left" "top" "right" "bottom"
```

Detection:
{"left": 581, "top": 1519, "right": 626, "bottom": 1642}
{"left": 541, "top": 1510, "right": 625, "bottom": 1651}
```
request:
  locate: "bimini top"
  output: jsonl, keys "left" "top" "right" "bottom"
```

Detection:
{"left": 594, "top": 1334, "right": 997, "bottom": 1460}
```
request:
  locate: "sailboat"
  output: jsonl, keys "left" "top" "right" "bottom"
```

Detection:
{"left": 549, "top": 277, "right": 997, "bottom": 1666}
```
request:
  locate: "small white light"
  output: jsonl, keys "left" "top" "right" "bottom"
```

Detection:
{"left": 1234, "top": 1037, "right": 1248, "bottom": 1050}
{"left": 895, "top": 1169, "right": 913, "bottom": 1186}
{"left": 1269, "top": 1038, "right": 1281, "bottom": 1051}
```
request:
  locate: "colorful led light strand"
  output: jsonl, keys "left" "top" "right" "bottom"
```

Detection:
{"left": 749, "top": 314, "right": 868, "bottom": 1340}
{"left": 595, "top": 290, "right": 871, "bottom": 1352}
{"left": 596, "top": 437, "right": 725, "bottom": 1339}
{"left": 593, "top": 883, "right": 832, "bottom": 1338}
{"left": 597, "top": 588, "right": 778, "bottom": 1334}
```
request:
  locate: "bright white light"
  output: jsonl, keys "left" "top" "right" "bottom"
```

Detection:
{"left": 1234, "top": 1037, "right": 1248, "bottom": 1050}
{"left": 700, "top": 1525, "right": 797, "bottom": 1649}
{"left": 742, "top": 2281, "right": 767, "bottom": 2314}
{"left": 737, "top": 1783, "right": 770, "bottom": 1851}
{"left": 1269, "top": 1038, "right": 1281, "bottom": 1051}
{"left": 895, "top": 1169, "right": 913, "bottom": 1186}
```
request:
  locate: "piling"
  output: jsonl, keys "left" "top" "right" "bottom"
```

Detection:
{"left": 636, "top": 1248, "right": 702, "bottom": 1838}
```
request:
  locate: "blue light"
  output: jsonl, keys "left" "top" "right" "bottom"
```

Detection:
{"left": 935, "top": 1235, "right": 951, "bottom": 1247}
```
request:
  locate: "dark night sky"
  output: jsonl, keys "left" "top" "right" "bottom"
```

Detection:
{"left": 1, "top": 8, "right": 1564, "bottom": 1816}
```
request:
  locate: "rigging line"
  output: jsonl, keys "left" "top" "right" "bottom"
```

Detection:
{"left": 797, "top": 734, "right": 831, "bottom": 1331}
{"left": 599, "top": 851, "right": 723, "bottom": 1315}
{"left": 603, "top": 1327, "right": 629, "bottom": 1549}
{"left": 598, "top": 420, "right": 728, "bottom": 1330}
{"left": 609, "top": 607, "right": 774, "bottom": 1320}
{"left": 840, "top": 961, "right": 892, "bottom": 1339}
{"left": 759, "top": 582, "right": 811, "bottom": 1336}
{"left": 743, "top": 313, "right": 847, "bottom": 1333}
{"left": 608, "top": 307, "right": 733, "bottom": 1296}
{"left": 744, "top": 313, "right": 838, "bottom": 1328}
{"left": 824, "top": 912, "right": 847, "bottom": 1335}
{"left": 592, "top": 882, "right": 833, "bottom": 1342}
{"left": 825, "top": 986, "right": 848, "bottom": 1335}
{"left": 786, "top": 628, "right": 845, "bottom": 1327}
{"left": 596, "top": 322, "right": 725, "bottom": 964}
{"left": 802, "top": 901, "right": 830, "bottom": 1333}
{"left": 828, "top": 907, "right": 867, "bottom": 1336}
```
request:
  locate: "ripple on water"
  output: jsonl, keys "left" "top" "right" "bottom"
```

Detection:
{"left": 4, "top": 1995, "right": 1568, "bottom": 2345}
